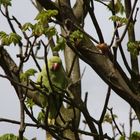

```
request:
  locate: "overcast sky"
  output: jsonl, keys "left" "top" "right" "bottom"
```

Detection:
{"left": 0, "top": 0, "right": 140, "bottom": 140}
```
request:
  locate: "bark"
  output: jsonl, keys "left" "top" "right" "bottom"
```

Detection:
{"left": 35, "top": 0, "right": 140, "bottom": 121}
{"left": 60, "top": 1, "right": 82, "bottom": 139}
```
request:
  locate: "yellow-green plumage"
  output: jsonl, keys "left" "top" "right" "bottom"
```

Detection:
{"left": 37, "top": 56, "right": 68, "bottom": 125}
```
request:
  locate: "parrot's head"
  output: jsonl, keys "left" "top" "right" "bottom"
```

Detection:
{"left": 49, "top": 56, "right": 62, "bottom": 71}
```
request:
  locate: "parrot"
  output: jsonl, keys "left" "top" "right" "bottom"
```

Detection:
{"left": 37, "top": 55, "right": 68, "bottom": 125}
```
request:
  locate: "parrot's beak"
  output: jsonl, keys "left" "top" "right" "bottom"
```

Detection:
{"left": 52, "top": 63, "right": 60, "bottom": 71}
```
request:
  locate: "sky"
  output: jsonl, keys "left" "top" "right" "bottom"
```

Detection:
{"left": 0, "top": 0, "right": 140, "bottom": 140}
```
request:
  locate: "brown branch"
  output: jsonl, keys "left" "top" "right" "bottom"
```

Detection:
{"left": 5, "top": 6, "right": 16, "bottom": 33}
{"left": 133, "top": 7, "right": 139, "bottom": 23}
{"left": 77, "top": 129, "right": 113, "bottom": 140}
{"left": 23, "top": 104, "right": 65, "bottom": 140}
{"left": 5, "top": 6, "right": 22, "bottom": 47}
{"left": 67, "top": 54, "right": 77, "bottom": 77}
{"left": 0, "top": 74, "right": 34, "bottom": 91}
{"left": 109, "top": 108, "right": 123, "bottom": 136}
{"left": 65, "top": 19, "right": 99, "bottom": 44}
{"left": 109, "top": 0, "right": 132, "bottom": 76}
{"left": 73, "top": 0, "right": 89, "bottom": 26}
{"left": 99, "top": 87, "right": 111, "bottom": 123}
{"left": 18, "top": 92, "right": 25, "bottom": 140}
{"left": 83, "top": 0, "right": 104, "bottom": 43}
{"left": 67, "top": 95, "right": 99, "bottom": 139}
{"left": 0, "top": 118, "right": 38, "bottom": 127}
{"left": 12, "top": 16, "right": 42, "bottom": 72}
{"left": 118, "top": 0, "right": 138, "bottom": 44}
{"left": 0, "top": 47, "right": 43, "bottom": 107}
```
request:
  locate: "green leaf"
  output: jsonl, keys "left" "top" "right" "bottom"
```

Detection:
{"left": 130, "top": 131, "right": 140, "bottom": 140}
{"left": 37, "top": 111, "right": 45, "bottom": 123}
{"left": 0, "top": 31, "right": 7, "bottom": 39}
{"left": 0, "top": 0, "right": 11, "bottom": 6}
{"left": 108, "top": 0, "right": 124, "bottom": 14}
{"left": 103, "top": 113, "right": 113, "bottom": 124}
{"left": 0, "top": 133, "right": 28, "bottom": 140}
{"left": 127, "top": 41, "right": 140, "bottom": 57}
{"left": 103, "top": 112, "right": 118, "bottom": 124}
{"left": 109, "top": 15, "right": 134, "bottom": 29}
{"left": 44, "top": 26, "right": 56, "bottom": 37}
{"left": 22, "top": 22, "right": 33, "bottom": 32}
{"left": 69, "top": 30, "right": 83, "bottom": 46}
{"left": 35, "top": 9, "right": 58, "bottom": 24}
{"left": 53, "top": 36, "right": 66, "bottom": 51}
{"left": 1, "top": 36, "right": 10, "bottom": 46}
{"left": 109, "top": 16, "right": 128, "bottom": 24}
{"left": 32, "top": 23, "right": 44, "bottom": 36}
{"left": 20, "top": 68, "right": 37, "bottom": 81}
{"left": 70, "top": 30, "right": 83, "bottom": 40}
{"left": 0, "top": 31, "right": 10, "bottom": 46}
{"left": 25, "top": 98, "right": 35, "bottom": 108}
{"left": 0, "top": 32, "right": 21, "bottom": 46}
{"left": 119, "top": 135, "right": 125, "bottom": 140}
{"left": 9, "top": 33, "right": 22, "bottom": 45}
{"left": 20, "top": 73, "right": 27, "bottom": 82}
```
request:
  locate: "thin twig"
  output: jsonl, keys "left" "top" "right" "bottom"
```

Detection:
{"left": 117, "top": 0, "right": 138, "bottom": 44}
{"left": 133, "top": 7, "right": 139, "bottom": 23}
{"left": 78, "top": 129, "right": 113, "bottom": 140}
{"left": 67, "top": 54, "right": 77, "bottom": 77}
{"left": 83, "top": 0, "right": 104, "bottom": 43}
{"left": 66, "top": 19, "right": 99, "bottom": 44}
{"left": 129, "top": 107, "right": 133, "bottom": 137}
{"left": 0, "top": 74, "right": 34, "bottom": 91}
{"left": 100, "top": 87, "right": 111, "bottom": 123}
{"left": 110, "top": 0, "right": 132, "bottom": 75}
{"left": 0, "top": 118, "right": 38, "bottom": 127}
{"left": 109, "top": 108, "right": 123, "bottom": 136}
{"left": 5, "top": 6, "right": 16, "bottom": 33}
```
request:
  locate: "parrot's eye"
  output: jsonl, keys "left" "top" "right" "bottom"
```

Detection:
{"left": 51, "top": 63, "right": 60, "bottom": 71}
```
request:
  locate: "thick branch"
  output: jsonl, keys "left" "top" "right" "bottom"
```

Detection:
{"left": 0, "top": 47, "right": 43, "bottom": 107}
{"left": 35, "top": 0, "right": 140, "bottom": 121}
{"left": 73, "top": 0, "right": 88, "bottom": 25}
{"left": 75, "top": 36, "right": 140, "bottom": 109}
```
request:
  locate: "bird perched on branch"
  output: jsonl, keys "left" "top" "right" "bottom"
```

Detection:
{"left": 37, "top": 55, "right": 68, "bottom": 125}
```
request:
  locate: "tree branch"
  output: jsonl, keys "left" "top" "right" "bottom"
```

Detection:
{"left": 0, "top": 118, "right": 38, "bottom": 127}
{"left": 0, "top": 47, "right": 43, "bottom": 107}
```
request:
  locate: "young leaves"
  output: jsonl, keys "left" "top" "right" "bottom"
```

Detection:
{"left": 20, "top": 68, "right": 37, "bottom": 82}
{"left": 53, "top": 36, "right": 66, "bottom": 51}
{"left": 35, "top": 9, "right": 58, "bottom": 24}
{"left": 127, "top": 41, "right": 140, "bottom": 57}
{"left": 0, "top": 32, "right": 21, "bottom": 46}
{"left": 70, "top": 30, "right": 83, "bottom": 46}
{"left": 0, "top": 133, "right": 27, "bottom": 140}
{"left": 22, "top": 10, "right": 58, "bottom": 37}
{"left": 130, "top": 131, "right": 140, "bottom": 140}
{"left": 108, "top": 0, "right": 124, "bottom": 14}
{"left": 109, "top": 15, "right": 134, "bottom": 28}
{"left": 21, "top": 22, "right": 33, "bottom": 32}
